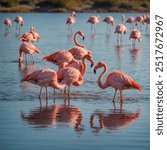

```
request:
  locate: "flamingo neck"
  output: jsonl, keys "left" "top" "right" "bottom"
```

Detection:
{"left": 81, "top": 56, "right": 87, "bottom": 76}
{"left": 52, "top": 76, "right": 66, "bottom": 89}
{"left": 98, "top": 64, "right": 108, "bottom": 89}
{"left": 74, "top": 33, "right": 85, "bottom": 48}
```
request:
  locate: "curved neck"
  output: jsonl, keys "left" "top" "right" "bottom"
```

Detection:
{"left": 74, "top": 33, "right": 85, "bottom": 48}
{"left": 98, "top": 64, "right": 108, "bottom": 89}
{"left": 81, "top": 56, "right": 87, "bottom": 76}
{"left": 52, "top": 76, "right": 66, "bottom": 89}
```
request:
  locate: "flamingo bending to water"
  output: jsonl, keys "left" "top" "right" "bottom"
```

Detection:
{"left": 129, "top": 30, "right": 142, "bottom": 48}
{"left": 94, "top": 61, "right": 142, "bottom": 102}
{"left": 103, "top": 16, "right": 114, "bottom": 33}
{"left": 66, "top": 11, "right": 76, "bottom": 32}
{"left": 19, "top": 42, "right": 41, "bottom": 63}
{"left": 4, "top": 18, "right": 12, "bottom": 30}
{"left": 115, "top": 24, "right": 127, "bottom": 44}
{"left": 14, "top": 16, "right": 24, "bottom": 31}
{"left": 87, "top": 15, "right": 100, "bottom": 32}
{"left": 21, "top": 68, "right": 66, "bottom": 99}
{"left": 126, "top": 17, "right": 135, "bottom": 30}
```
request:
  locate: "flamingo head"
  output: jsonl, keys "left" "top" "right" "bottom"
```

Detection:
{"left": 72, "top": 11, "right": 76, "bottom": 17}
{"left": 30, "top": 26, "right": 35, "bottom": 33}
{"left": 85, "top": 54, "right": 94, "bottom": 68}
{"left": 21, "top": 20, "right": 24, "bottom": 27}
{"left": 94, "top": 61, "right": 105, "bottom": 74}
{"left": 97, "top": 15, "right": 100, "bottom": 21}
{"left": 77, "top": 31, "right": 85, "bottom": 40}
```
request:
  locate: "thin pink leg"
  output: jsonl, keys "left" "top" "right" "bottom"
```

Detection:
{"left": 112, "top": 89, "right": 117, "bottom": 102}
{"left": 46, "top": 86, "right": 48, "bottom": 100}
{"left": 68, "top": 85, "right": 71, "bottom": 98}
{"left": 120, "top": 90, "right": 124, "bottom": 103}
{"left": 39, "top": 86, "right": 43, "bottom": 99}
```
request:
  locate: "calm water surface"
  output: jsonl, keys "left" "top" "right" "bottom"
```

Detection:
{"left": 0, "top": 13, "right": 149, "bottom": 150}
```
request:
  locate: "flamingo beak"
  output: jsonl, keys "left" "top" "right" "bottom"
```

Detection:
{"left": 82, "top": 36, "right": 85, "bottom": 40}
{"left": 94, "top": 69, "right": 96, "bottom": 74}
{"left": 90, "top": 60, "right": 94, "bottom": 68}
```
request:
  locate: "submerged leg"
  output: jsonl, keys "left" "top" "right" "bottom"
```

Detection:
{"left": 112, "top": 89, "right": 117, "bottom": 102}
{"left": 39, "top": 86, "right": 43, "bottom": 99}
{"left": 46, "top": 86, "right": 48, "bottom": 100}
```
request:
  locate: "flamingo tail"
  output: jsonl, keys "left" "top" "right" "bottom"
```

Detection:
{"left": 42, "top": 55, "right": 50, "bottom": 61}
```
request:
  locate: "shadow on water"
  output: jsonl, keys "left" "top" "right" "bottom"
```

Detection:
{"left": 21, "top": 104, "right": 84, "bottom": 133}
{"left": 90, "top": 103, "right": 141, "bottom": 133}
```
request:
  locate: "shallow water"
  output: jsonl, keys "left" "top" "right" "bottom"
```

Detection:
{"left": 0, "top": 13, "right": 149, "bottom": 150}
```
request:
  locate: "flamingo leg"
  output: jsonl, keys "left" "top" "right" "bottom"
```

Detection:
{"left": 117, "top": 34, "right": 119, "bottom": 44}
{"left": 64, "top": 86, "right": 67, "bottom": 93}
{"left": 25, "top": 54, "right": 28, "bottom": 63}
{"left": 121, "top": 34, "right": 122, "bottom": 44}
{"left": 68, "top": 85, "right": 71, "bottom": 98}
{"left": 39, "top": 86, "right": 43, "bottom": 99}
{"left": 46, "top": 86, "right": 48, "bottom": 100}
{"left": 119, "top": 90, "right": 124, "bottom": 103}
{"left": 54, "top": 88, "right": 56, "bottom": 94}
{"left": 31, "top": 54, "right": 35, "bottom": 63}
{"left": 112, "top": 89, "right": 117, "bottom": 102}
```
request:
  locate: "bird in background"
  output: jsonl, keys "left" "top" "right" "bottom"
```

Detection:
{"left": 125, "top": 17, "right": 135, "bottom": 30}
{"left": 87, "top": 15, "right": 100, "bottom": 33}
{"left": 122, "top": 14, "right": 125, "bottom": 24}
{"left": 19, "top": 42, "right": 41, "bottom": 64}
{"left": 94, "top": 61, "right": 142, "bottom": 103}
{"left": 4, "top": 18, "right": 12, "bottom": 31}
{"left": 103, "top": 16, "right": 115, "bottom": 33}
{"left": 21, "top": 68, "right": 66, "bottom": 100}
{"left": 135, "top": 16, "right": 144, "bottom": 30}
{"left": 14, "top": 16, "right": 24, "bottom": 31}
{"left": 19, "top": 26, "right": 40, "bottom": 43}
{"left": 66, "top": 11, "right": 76, "bottom": 33}
{"left": 129, "top": 29, "right": 142, "bottom": 48}
{"left": 115, "top": 24, "right": 127, "bottom": 44}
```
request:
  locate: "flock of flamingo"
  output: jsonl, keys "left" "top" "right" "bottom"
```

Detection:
{"left": 3, "top": 11, "right": 150, "bottom": 103}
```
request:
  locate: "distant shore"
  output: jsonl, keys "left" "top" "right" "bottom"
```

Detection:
{"left": 0, "top": 0, "right": 150, "bottom": 13}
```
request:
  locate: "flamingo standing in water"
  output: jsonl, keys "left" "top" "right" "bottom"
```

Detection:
{"left": 57, "top": 67, "right": 84, "bottom": 98}
{"left": 115, "top": 24, "right": 127, "bottom": 44}
{"left": 21, "top": 68, "right": 66, "bottom": 99}
{"left": 19, "top": 26, "right": 40, "bottom": 43}
{"left": 94, "top": 61, "right": 142, "bottom": 102}
{"left": 66, "top": 11, "right": 76, "bottom": 32}
{"left": 4, "top": 18, "right": 12, "bottom": 30}
{"left": 135, "top": 16, "right": 144, "bottom": 30}
{"left": 14, "top": 16, "right": 24, "bottom": 31}
{"left": 103, "top": 16, "right": 114, "bottom": 33}
{"left": 129, "top": 29, "right": 142, "bottom": 48}
{"left": 122, "top": 15, "right": 125, "bottom": 24}
{"left": 87, "top": 15, "right": 100, "bottom": 33}
{"left": 68, "top": 31, "right": 92, "bottom": 60}
{"left": 19, "top": 42, "right": 41, "bottom": 63}
{"left": 126, "top": 17, "right": 135, "bottom": 30}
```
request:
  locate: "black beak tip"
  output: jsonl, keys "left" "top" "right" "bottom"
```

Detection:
{"left": 94, "top": 70, "right": 96, "bottom": 74}
{"left": 91, "top": 64, "right": 94, "bottom": 68}
{"left": 83, "top": 36, "right": 85, "bottom": 40}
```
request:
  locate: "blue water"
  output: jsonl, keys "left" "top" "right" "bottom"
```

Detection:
{"left": 0, "top": 13, "right": 149, "bottom": 150}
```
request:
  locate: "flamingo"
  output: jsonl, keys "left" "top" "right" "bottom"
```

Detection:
{"left": 66, "top": 11, "right": 76, "bottom": 32}
{"left": 68, "top": 31, "right": 92, "bottom": 60}
{"left": 60, "top": 54, "right": 94, "bottom": 76}
{"left": 94, "top": 61, "right": 142, "bottom": 102}
{"left": 19, "top": 26, "right": 40, "bottom": 43}
{"left": 122, "top": 14, "right": 125, "bottom": 24}
{"left": 19, "top": 42, "right": 41, "bottom": 63}
{"left": 87, "top": 15, "right": 100, "bottom": 32}
{"left": 57, "top": 67, "right": 84, "bottom": 98}
{"left": 14, "top": 16, "right": 24, "bottom": 31}
{"left": 4, "top": 18, "right": 12, "bottom": 30}
{"left": 21, "top": 68, "right": 66, "bottom": 99}
{"left": 114, "top": 24, "right": 127, "bottom": 44}
{"left": 143, "top": 15, "right": 150, "bottom": 30}
{"left": 103, "top": 16, "right": 114, "bottom": 33}
{"left": 135, "top": 16, "right": 144, "bottom": 29}
{"left": 129, "top": 30, "right": 142, "bottom": 48}
{"left": 125, "top": 17, "right": 135, "bottom": 29}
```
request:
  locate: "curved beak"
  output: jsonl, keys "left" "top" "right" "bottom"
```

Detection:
{"left": 94, "top": 69, "right": 96, "bottom": 74}
{"left": 90, "top": 59, "right": 94, "bottom": 68}
{"left": 82, "top": 36, "right": 85, "bottom": 40}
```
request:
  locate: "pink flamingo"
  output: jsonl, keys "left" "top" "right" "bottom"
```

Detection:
{"left": 94, "top": 61, "right": 142, "bottom": 102}
{"left": 129, "top": 30, "right": 142, "bottom": 48}
{"left": 68, "top": 31, "right": 92, "bottom": 60}
{"left": 21, "top": 68, "right": 66, "bottom": 99}
{"left": 125, "top": 17, "right": 135, "bottom": 29}
{"left": 19, "top": 26, "right": 40, "bottom": 43}
{"left": 87, "top": 15, "right": 100, "bottom": 32}
{"left": 135, "top": 16, "right": 144, "bottom": 29}
{"left": 19, "top": 42, "right": 41, "bottom": 63}
{"left": 66, "top": 11, "right": 76, "bottom": 32}
{"left": 114, "top": 24, "right": 127, "bottom": 44}
{"left": 103, "top": 16, "right": 114, "bottom": 33}
{"left": 143, "top": 15, "right": 150, "bottom": 30}
{"left": 60, "top": 54, "right": 94, "bottom": 76}
{"left": 122, "top": 14, "right": 125, "bottom": 24}
{"left": 14, "top": 16, "right": 24, "bottom": 31}
{"left": 4, "top": 18, "right": 12, "bottom": 30}
{"left": 57, "top": 67, "right": 84, "bottom": 98}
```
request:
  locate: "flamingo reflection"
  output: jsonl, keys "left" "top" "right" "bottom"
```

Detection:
{"left": 90, "top": 107, "right": 141, "bottom": 133}
{"left": 21, "top": 104, "right": 83, "bottom": 132}
{"left": 129, "top": 48, "right": 141, "bottom": 63}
